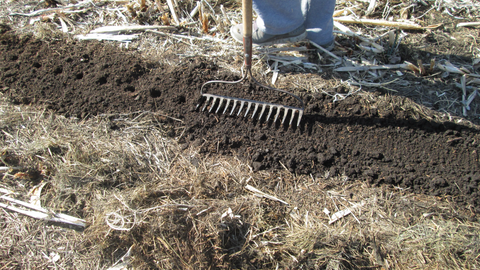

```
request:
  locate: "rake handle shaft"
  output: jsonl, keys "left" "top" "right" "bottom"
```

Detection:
{"left": 242, "top": 0, "right": 253, "bottom": 69}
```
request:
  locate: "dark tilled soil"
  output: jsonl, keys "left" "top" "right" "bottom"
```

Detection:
{"left": 1, "top": 27, "right": 479, "bottom": 213}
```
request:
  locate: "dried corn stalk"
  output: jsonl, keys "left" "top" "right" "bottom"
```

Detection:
{"left": 334, "top": 16, "right": 442, "bottom": 30}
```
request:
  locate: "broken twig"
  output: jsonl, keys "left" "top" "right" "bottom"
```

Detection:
{"left": 245, "top": 184, "right": 289, "bottom": 205}
{"left": 90, "top": 25, "right": 176, "bottom": 34}
{"left": 333, "top": 16, "right": 441, "bottom": 30}
{"left": 0, "top": 195, "right": 86, "bottom": 227}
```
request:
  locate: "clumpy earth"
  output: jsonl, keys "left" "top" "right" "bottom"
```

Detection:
{"left": 1, "top": 26, "right": 479, "bottom": 213}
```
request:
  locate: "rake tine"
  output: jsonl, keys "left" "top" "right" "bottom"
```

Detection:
{"left": 289, "top": 109, "right": 297, "bottom": 126}
{"left": 222, "top": 99, "right": 231, "bottom": 114}
{"left": 251, "top": 103, "right": 260, "bottom": 119}
{"left": 208, "top": 96, "right": 218, "bottom": 113}
{"left": 274, "top": 106, "right": 281, "bottom": 123}
{"left": 258, "top": 104, "right": 267, "bottom": 120}
{"left": 230, "top": 100, "right": 238, "bottom": 115}
{"left": 215, "top": 98, "right": 225, "bottom": 114}
{"left": 237, "top": 101, "right": 245, "bottom": 116}
{"left": 297, "top": 110, "right": 303, "bottom": 126}
{"left": 281, "top": 108, "right": 289, "bottom": 125}
{"left": 244, "top": 102, "right": 253, "bottom": 117}
{"left": 266, "top": 105, "right": 274, "bottom": 122}
{"left": 202, "top": 96, "right": 211, "bottom": 111}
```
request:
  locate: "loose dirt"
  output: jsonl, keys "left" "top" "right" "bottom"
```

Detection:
{"left": 1, "top": 26, "right": 479, "bottom": 214}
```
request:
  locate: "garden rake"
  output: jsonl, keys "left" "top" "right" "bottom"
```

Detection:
{"left": 197, "top": 0, "right": 304, "bottom": 127}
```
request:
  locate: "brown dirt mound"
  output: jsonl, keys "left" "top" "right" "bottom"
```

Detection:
{"left": 1, "top": 28, "right": 479, "bottom": 214}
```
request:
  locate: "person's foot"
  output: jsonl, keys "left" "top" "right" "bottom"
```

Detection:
{"left": 311, "top": 39, "right": 335, "bottom": 52}
{"left": 230, "top": 21, "right": 307, "bottom": 46}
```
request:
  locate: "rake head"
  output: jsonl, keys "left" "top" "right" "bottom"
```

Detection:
{"left": 196, "top": 67, "right": 305, "bottom": 127}
{"left": 199, "top": 93, "right": 304, "bottom": 127}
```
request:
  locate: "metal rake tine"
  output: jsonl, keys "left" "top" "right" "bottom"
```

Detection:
{"left": 258, "top": 104, "right": 267, "bottom": 120}
{"left": 281, "top": 108, "right": 290, "bottom": 125}
{"left": 244, "top": 102, "right": 252, "bottom": 117}
{"left": 215, "top": 98, "right": 225, "bottom": 114}
{"left": 230, "top": 100, "right": 238, "bottom": 115}
{"left": 237, "top": 101, "right": 245, "bottom": 116}
{"left": 251, "top": 103, "right": 260, "bottom": 119}
{"left": 274, "top": 106, "right": 282, "bottom": 123}
{"left": 222, "top": 99, "right": 231, "bottom": 114}
{"left": 289, "top": 109, "right": 297, "bottom": 126}
{"left": 297, "top": 110, "right": 303, "bottom": 127}
{"left": 266, "top": 105, "right": 274, "bottom": 122}
{"left": 202, "top": 95, "right": 211, "bottom": 112}
{"left": 208, "top": 96, "right": 218, "bottom": 113}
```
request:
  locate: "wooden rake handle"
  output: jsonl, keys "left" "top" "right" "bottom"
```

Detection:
{"left": 242, "top": 0, "right": 252, "bottom": 37}
{"left": 242, "top": 0, "right": 253, "bottom": 69}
